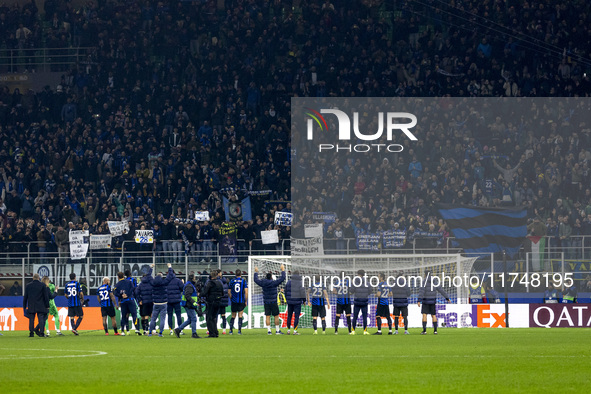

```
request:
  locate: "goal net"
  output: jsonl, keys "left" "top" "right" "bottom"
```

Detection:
{"left": 247, "top": 254, "right": 477, "bottom": 330}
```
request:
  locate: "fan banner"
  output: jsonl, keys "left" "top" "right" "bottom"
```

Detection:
{"left": 135, "top": 230, "right": 154, "bottom": 244}
{"left": 312, "top": 212, "right": 337, "bottom": 223}
{"left": 382, "top": 230, "right": 406, "bottom": 248}
{"left": 356, "top": 232, "right": 381, "bottom": 251}
{"left": 223, "top": 196, "right": 253, "bottom": 222}
{"left": 304, "top": 223, "right": 323, "bottom": 238}
{"left": 274, "top": 211, "right": 293, "bottom": 226}
{"left": 219, "top": 222, "right": 237, "bottom": 255}
{"left": 261, "top": 230, "right": 279, "bottom": 245}
{"left": 195, "top": 211, "right": 210, "bottom": 221}
{"left": 291, "top": 237, "right": 324, "bottom": 255}
{"left": 107, "top": 221, "right": 129, "bottom": 236}
{"left": 89, "top": 234, "right": 112, "bottom": 250}
{"left": 69, "top": 230, "right": 89, "bottom": 260}
{"left": 528, "top": 236, "right": 546, "bottom": 271}
{"left": 437, "top": 204, "right": 527, "bottom": 257}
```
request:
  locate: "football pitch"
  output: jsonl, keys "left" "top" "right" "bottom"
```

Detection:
{"left": 1, "top": 328, "right": 589, "bottom": 393}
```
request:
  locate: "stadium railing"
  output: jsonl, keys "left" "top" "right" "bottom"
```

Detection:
{"left": 0, "top": 235, "right": 590, "bottom": 264}
{"left": 0, "top": 46, "right": 97, "bottom": 73}
{"left": 0, "top": 236, "right": 589, "bottom": 294}
{"left": 1, "top": 235, "right": 590, "bottom": 258}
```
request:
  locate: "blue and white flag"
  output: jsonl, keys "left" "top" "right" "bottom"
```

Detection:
{"left": 437, "top": 204, "right": 527, "bottom": 257}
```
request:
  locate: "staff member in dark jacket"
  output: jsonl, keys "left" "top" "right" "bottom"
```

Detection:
{"left": 147, "top": 263, "right": 175, "bottom": 337}
{"left": 174, "top": 273, "right": 202, "bottom": 339}
{"left": 254, "top": 264, "right": 286, "bottom": 335}
{"left": 23, "top": 273, "right": 50, "bottom": 337}
{"left": 417, "top": 271, "right": 451, "bottom": 335}
{"left": 135, "top": 272, "right": 154, "bottom": 335}
{"left": 167, "top": 272, "right": 184, "bottom": 335}
{"left": 202, "top": 269, "right": 224, "bottom": 338}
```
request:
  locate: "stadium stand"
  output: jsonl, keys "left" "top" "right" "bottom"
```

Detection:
{"left": 0, "top": 0, "right": 591, "bottom": 263}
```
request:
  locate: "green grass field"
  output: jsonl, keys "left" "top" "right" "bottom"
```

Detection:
{"left": 1, "top": 328, "right": 590, "bottom": 393}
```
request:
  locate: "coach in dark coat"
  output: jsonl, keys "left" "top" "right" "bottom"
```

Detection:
{"left": 202, "top": 269, "right": 224, "bottom": 338}
{"left": 23, "top": 273, "right": 50, "bottom": 337}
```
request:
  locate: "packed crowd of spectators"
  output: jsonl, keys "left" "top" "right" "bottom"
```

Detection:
{"left": 292, "top": 98, "right": 591, "bottom": 257}
{"left": 1, "top": 0, "right": 591, "bottom": 260}
{"left": 0, "top": 1, "right": 41, "bottom": 51}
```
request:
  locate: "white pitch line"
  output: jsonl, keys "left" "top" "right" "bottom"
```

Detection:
{"left": 0, "top": 348, "right": 107, "bottom": 360}
{"left": 138, "top": 354, "right": 588, "bottom": 359}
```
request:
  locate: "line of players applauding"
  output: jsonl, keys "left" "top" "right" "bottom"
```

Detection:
{"left": 256, "top": 267, "right": 451, "bottom": 336}
{"left": 52, "top": 266, "right": 451, "bottom": 337}
{"left": 94, "top": 265, "right": 248, "bottom": 338}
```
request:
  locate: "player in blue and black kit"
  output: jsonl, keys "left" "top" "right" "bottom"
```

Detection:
{"left": 253, "top": 264, "right": 286, "bottom": 335}
{"left": 114, "top": 271, "right": 141, "bottom": 335}
{"left": 228, "top": 269, "right": 248, "bottom": 335}
{"left": 418, "top": 270, "right": 451, "bottom": 335}
{"left": 333, "top": 272, "right": 352, "bottom": 335}
{"left": 374, "top": 273, "right": 392, "bottom": 335}
{"left": 125, "top": 270, "right": 141, "bottom": 335}
{"left": 285, "top": 270, "right": 305, "bottom": 335}
{"left": 351, "top": 270, "right": 370, "bottom": 335}
{"left": 65, "top": 273, "right": 84, "bottom": 335}
{"left": 391, "top": 272, "right": 411, "bottom": 335}
{"left": 307, "top": 278, "right": 330, "bottom": 335}
{"left": 97, "top": 277, "right": 120, "bottom": 335}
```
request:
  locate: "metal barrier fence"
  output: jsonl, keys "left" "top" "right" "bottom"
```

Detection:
{"left": 1, "top": 234, "right": 590, "bottom": 262}
{"left": 1, "top": 236, "right": 590, "bottom": 295}
{"left": 0, "top": 47, "right": 96, "bottom": 73}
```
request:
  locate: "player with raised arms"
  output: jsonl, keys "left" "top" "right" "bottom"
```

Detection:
{"left": 254, "top": 264, "right": 286, "bottom": 335}
{"left": 374, "top": 273, "right": 392, "bottom": 335}
{"left": 147, "top": 263, "right": 175, "bottom": 337}
{"left": 97, "top": 277, "right": 120, "bottom": 335}
{"left": 228, "top": 269, "right": 248, "bottom": 335}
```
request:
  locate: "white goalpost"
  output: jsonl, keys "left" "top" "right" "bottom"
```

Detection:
{"left": 247, "top": 254, "right": 478, "bottom": 330}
